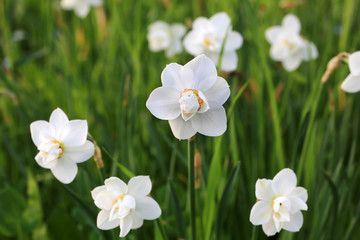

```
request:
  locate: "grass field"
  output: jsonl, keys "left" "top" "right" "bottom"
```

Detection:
{"left": 1, "top": 0, "right": 360, "bottom": 239}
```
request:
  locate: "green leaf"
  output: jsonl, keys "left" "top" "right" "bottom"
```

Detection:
{"left": 168, "top": 181, "right": 187, "bottom": 239}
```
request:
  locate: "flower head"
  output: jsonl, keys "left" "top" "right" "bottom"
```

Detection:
{"left": 265, "top": 14, "right": 318, "bottom": 71}
{"left": 250, "top": 168, "right": 308, "bottom": 236}
{"left": 183, "top": 12, "right": 243, "bottom": 72}
{"left": 91, "top": 176, "right": 161, "bottom": 237}
{"left": 341, "top": 51, "right": 360, "bottom": 92}
{"left": 30, "top": 108, "right": 94, "bottom": 184}
{"left": 60, "top": 0, "right": 102, "bottom": 18}
{"left": 146, "top": 54, "right": 230, "bottom": 140}
{"left": 147, "top": 21, "right": 186, "bottom": 58}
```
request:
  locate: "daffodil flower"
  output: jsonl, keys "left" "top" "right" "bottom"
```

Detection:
{"left": 250, "top": 168, "right": 308, "bottom": 236}
{"left": 146, "top": 54, "right": 230, "bottom": 140}
{"left": 91, "top": 176, "right": 161, "bottom": 237}
{"left": 147, "top": 21, "right": 186, "bottom": 58}
{"left": 341, "top": 51, "right": 360, "bottom": 92}
{"left": 60, "top": 0, "right": 102, "bottom": 18}
{"left": 183, "top": 12, "right": 243, "bottom": 72}
{"left": 30, "top": 108, "right": 94, "bottom": 184}
{"left": 265, "top": 14, "right": 318, "bottom": 71}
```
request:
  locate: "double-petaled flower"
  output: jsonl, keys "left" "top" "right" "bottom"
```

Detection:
{"left": 250, "top": 168, "right": 308, "bottom": 236}
{"left": 183, "top": 12, "right": 243, "bottom": 72}
{"left": 146, "top": 54, "right": 230, "bottom": 140}
{"left": 265, "top": 14, "right": 318, "bottom": 71}
{"left": 60, "top": 0, "right": 102, "bottom": 18}
{"left": 91, "top": 176, "right": 161, "bottom": 237}
{"left": 30, "top": 108, "right": 94, "bottom": 184}
{"left": 341, "top": 51, "right": 360, "bottom": 92}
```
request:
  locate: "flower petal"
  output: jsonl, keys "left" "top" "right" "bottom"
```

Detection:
{"left": 135, "top": 196, "right": 161, "bottom": 220}
{"left": 130, "top": 212, "right": 144, "bottom": 229}
{"left": 119, "top": 214, "right": 133, "bottom": 237}
{"left": 289, "top": 187, "right": 308, "bottom": 202}
{"left": 219, "top": 51, "right": 238, "bottom": 72}
{"left": 191, "top": 107, "right": 227, "bottom": 137}
{"left": 128, "top": 176, "right": 152, "bottom": 197}
{"left": 97, "top": 210, "right": 119, "bottom": 230}
{"left": 262, "top": 218, "right": 277, "bottom": 236}
{"left": 94, "top": 190, "right": 117, "bottom": 210}
{"left": 105, "top": 177, "right": 128, "bottom": 195}
{"left": 282, "top": 211, "right": 303, "bottom": 232}
{"left": 192, "top": 17, "right": 213, "bottom": 33}
{"left": 63, "top": 140, "right": 94, "bottom": 163}
{"left": 341, "top": 74, "right": 360, "bottom": 93}
{"left": 282, "top": 52, "right": 303, "bottom": 71}
{"left": 75, "top": 4, "right": 90, "bottom": 18}
{"left": 302, "top": 41, "right": 318, "bottom": 61}
{"left": 60, "top": 120, "right": 88, "bottom": 147}
{"left": 224, "top": 31, "right": 243, "bottom": 51}
{"left": 161, "top": 63, "right": 184, "bottom": 90}
{"left": 171, "top": 23, "right": 186, "bottom": 38}
{"left": 282, "top": 14, "right": 301, "bottom": 34}
{"left": 51, "top": 156, "right": 78, "bottom": 184}
{"left": 203, "top": 77, "right": 230, "bottom": 109}
{"left": 210, "top": 12, "right": 231, "bottom": 38}
{"left": 49, "top": 108, "right": 69, "bottom": 132}
{"left": 60, "top": 0, "right": 76, "bottom": 9}
{"left": 272, "top": 168, "right": 297, "bottom": 196}
{"left": 349, "top": 51, "right": 360, "bottom": 76}
{"left": 35, "top": 152, "right": 57, "bottom": 169}
{"left": 265, "top": 26, "right": 282, "bottom": 44}
{"left": 183, "top": 31, "right": 204, "bottom": 56}
{"left": 168, "top": 115, "right": 197, "bottom": 140}
{"left": 146, "top": 87, "right": 181, "bottom": 120}
{"left": 30, "top": 120, "right": 55, "bottom": 147}
{"left": 250, "top": 201, "right": 272, "bottom": 225}
{"left": 91, "top": 186, "right": 106, "bottom": 200}
{"left": 255, "top": 179, "right": 275, "bottom": 201}
{"left": 290, "top": 197, "right": 308, "bottom": 213}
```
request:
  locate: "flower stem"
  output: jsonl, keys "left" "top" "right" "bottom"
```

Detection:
{"left": 188, "top": 138, "right": 196, "bottom": 240}
{"left": 250, "top": 225, "right": 257, "bottom": 240}
{"left": 156, "top": 218, "right": 168, "bottom": 240}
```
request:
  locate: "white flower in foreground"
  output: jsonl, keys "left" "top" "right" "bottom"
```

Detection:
{"left": 147, "top": 21, "right": 186, "bottom": 58}
{"left": 146, "top": 54, "right": 230, "bottom": 140}
{"left": 265, "top": 14, "right": 318, "bottom": 71}
{"left": 30, "top": 108, "right": 94, "bottom": 184}
{"left": 183, "top": 12, "right": 243, "bottom": 72}
{"left": 250, "top": 168, "right": 308, "bottom": 236}
{"left": 341, "top": 51, "right": 360, "bottom": 93}
{"left": 91, "top": 176, "right": 161, "bottom": 237}
{"left": 60, "top": 0, "right": 102, "bottom": 18}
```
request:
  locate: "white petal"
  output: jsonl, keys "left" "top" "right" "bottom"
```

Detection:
{"left": 171, "top": 23, "right": 186, "bottom": 38}
{"left": 130, "top": 212, "right": 144, "bottom": 229}
{"left": 349, "top": 51, "right": 360, "bottom": 76}
{"left": 210, "top": 12, "right": 231, "bottom": 38}
{"left": 134, "top": 196, "right": 161, "bottom": 220}
{"left": 88, "top": 0, "right": 102, "bottom": 6}
{"left": 192, "top": 17, "right": 213, "bottom": 33}
{"left": 270, "top": 42, "right": 289, "bottom": 61}
{"left": 146, "top": 87, "right": 181, "bottom": 120}
{"left": 191, "top": 107, "right": 227, "bottom": 137}
{"left": 219, "top": 51, "right": 238, "bottom": 72}
{"left": 249, "top": 201, "right": 272, "bottom": 225}
{"left": 97, "top": 210, "right": 119, "bottom": 230}
{"left": 75, "top": 4, "right": 90, "bottom": 18}
{"left": 224, "top": 31, "right": 243, "bottom": 51}
{"left": 168, "top": 115, "right": 197, "bottom": 140}
{"left": 30, "top": 120, "right": 55, "bottom": 147}
{"left": 60, "top": 0, "right": 76, "bottom": 9}
{"left": 35, "top": 152, "right": 57, "bottom": 169}
{"left": 128, "top": 176, "right": 152, "bottom": 197}
{"left": 302, "top": 41, "right": 318, "bottom": 61}
{"left": 161, "top": 63, "right": 184, "bottom": 90}
{"left": 265, "top": 26, "right": 282, "bottom": 44}
{"left": 282, "top": 211, "right": 303, "bottom": 232}
{"left": 63, "top": 140, "right": 94, "bottom": 163}
{"left": 49, "top": 108, "right": 69, "bottom": 131}
{"left": 290, "top": 197, "right": 308, "bottom": 212}
{"left": 282, "top": 14, "right": 301, "bottom": 34}
{"left": 289, "top": 187, "right": 308, "bottom": 202}
{"left": 60, "top": 120, "right": 88, "bottom": 147}
{"left": 119, "top": 214, "right": 133, "bottom": 237}
{"left": 183, "top": 31, "right": 204, "bottom": 56}
{"left": 105, "top": 177, "right": 128, "bottom": 195}
{"left": 50, "top": 156, "right": 78, "bottom": 184}
{"left": 282, "top": 53, "right": 303, "bottom": 71}
{"left": 255, "top": 179, "right": 275, "bottom": 201}
{"left": 94, "top": 190, "right": 117, "bottom": 210}
{"left": 182, "top": 54, "right": 218, "bottom": 91}
{"left": 122, "top": 195, "right": 136, "bottom": 209}
{"left": 262, "top": 218, "right": 277, "bottom": 236}
{"left": 91, "top": 186, "right": 106, "bottom": 200}
{"left": 203, "top": 77, "right": 230, "bottom": 109}
{"left": 272, "top": 168, "right": 297, "bottom": 196}
{"left": 341, "top": 74, "right": 360, "bottom": 93}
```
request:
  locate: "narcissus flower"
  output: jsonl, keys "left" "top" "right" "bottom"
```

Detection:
{"left": 146, "top": 54, "right": 230, "bottom": 140}
{"left": 341, "top": 51, "right": 360, "bottom": 92}
{"left": 147, "top": 21, "right": 186, "bottom": 58}
{"left": 183, "top": 12, "right": 243, "bottom": 72}
{"left": 60, "top": 0, "right": 102, "bottom": 18}
{"left": 30, "top": 108, "right": 94, "bottom": 184}
{"left": 265, "top": 14, "right": 318, "bottom": 71}
{"left": 91, "top": 176, "right": 161, "bottom": 237}
{"left": 250, "top": 168, "right": 308, "bottom": 236}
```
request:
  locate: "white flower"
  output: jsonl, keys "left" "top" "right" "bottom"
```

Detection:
{"left": 250, "top": 168, "right": 308, "bottom": 236}
{"left": 183, "top": 12, "right": 243, "bottom": 72}
{"left": 146, "top": 54, "right": 230, "bottom": 140}
{"left": 265, "top": 14, "right": 318, "bottom": 71}
{"left": 341, "top": 51, "right": 360, "bottom": 92}
{"left": 147, "top": 21, "right": 187, "bottom": 58}
{"left": 91, "top": 176, "right": 162, "bottom": 237}
{"left": 60, "top": 0, "right": 102, "bottom": 18}
{"left": 30, "top": 108, "right": 95, "bottom": 184}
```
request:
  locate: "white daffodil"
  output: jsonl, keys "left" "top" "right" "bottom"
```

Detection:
{"left": 146, "top": 54, "right": 230, "bottom": 140}
{"left": 250, "top": 168, "right": 308, "bottom": 236}
{"left": 265, "top": 14, "right": 318, "bottom": 71}
{"left": 147, "top": 21, "right": 187, "bottom": 58}
{"left": 341, "top": 51, "right": 360, "bottom": 93}
{"left": 183, "top": 12, "right": 243, "bottom": 72}
{"left": 91, "top": 176, "right": 162, "bottom": 237}
{"left": 60, "top": 0, "right": 102, "bottom": 18}
{"left": 30, "top": 108, "right": 94, "bottom": 184}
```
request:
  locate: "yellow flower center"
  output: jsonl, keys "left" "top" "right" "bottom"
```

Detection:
{"left": 51, "top": 140, "right": 64, "bottom": 159}
{"left": 180, "top": 89, "right": 204, "bottom": 111}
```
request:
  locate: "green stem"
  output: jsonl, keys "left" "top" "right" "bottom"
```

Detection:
{"left": 250, "top": 225, "right": 257, "bottom": 240}
{"left": 188, "top": 139, "right": 196, "bottom": 240}
{"left": 156, "top": 218, "right": 169, "bottom": 240}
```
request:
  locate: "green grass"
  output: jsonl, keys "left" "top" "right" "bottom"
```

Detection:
{"left": 1, "top": 0, "right": 360, "bottom": 239}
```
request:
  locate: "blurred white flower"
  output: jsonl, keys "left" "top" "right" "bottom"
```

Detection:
{"left": 60, "top": 0, "right": 102, "bottom": 18}
{"left": 265, "top": 14, "right": 318, "bottom": 71}
{"left": 146, "top": 54, "right": 230, "bottom": 140}
{"left": 250, "top": 168, "right": 308, "bottom": 236}
{"left": 341, "top": 51, "right": 360, "bottom": 93}
{"left": 30, "top": 108, "right": 94, "bottom": 184}
{"left": 183, "top": 12, "right": 243, "bottom": 72}
{"left": 147, "top": 21, "right": 186, "bottom": 58}
{"left": 91, "top": 176, "right": 161, "bottom": 237}
{"left": 12, "top": 30, "right": 25, "bottom": 42}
